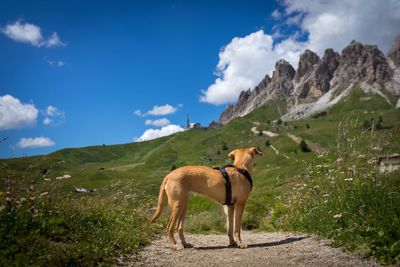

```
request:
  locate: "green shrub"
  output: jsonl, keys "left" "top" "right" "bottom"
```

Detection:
{"left": 299, "top": 140, "right": 311, "bottom": 152}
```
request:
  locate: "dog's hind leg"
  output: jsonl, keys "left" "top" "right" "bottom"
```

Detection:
{"left": 226, "top": 205, "right": 236, "bottom": 246}
{"left": 177, "top": 197, "right": 193, "bottom": 248}
{"left": 234, "top": 204, "right": 247, "bottom": 248}
{"left": 167, "top": 201, "right": 182, "bottom": 250}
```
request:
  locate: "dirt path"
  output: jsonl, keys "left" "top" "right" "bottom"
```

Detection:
{"left": 121, "top": 232, "right": 380, "bottom": 267}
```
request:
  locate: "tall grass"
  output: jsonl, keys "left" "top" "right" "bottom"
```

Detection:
{"left": 0, "top": 179, "right": 161, "bottom": 266}
{"left": 273, "top": 119, "right": 400, "bottom": 264}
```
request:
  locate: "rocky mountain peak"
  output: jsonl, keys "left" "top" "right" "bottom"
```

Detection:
{"left": 320, "top": 49, "right": 340, "bottom": 75}
{"left": 295, "top": 49, "right": 320, "bottom": 81}
{"left": 218, "top": 38, "right": 399, "bottom": 125}
{"left": 273, "top": 59, "right": 295, "bottom": 81}
{"left": 331, "top": 40, "right": 393, "bottom": 90}
{"left": 388, "top": 35, "right": 400, "bottom": 66}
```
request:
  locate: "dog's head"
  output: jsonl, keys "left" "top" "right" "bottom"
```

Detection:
{"left": 228, "top": 147, "right": 262, "bottom": 172}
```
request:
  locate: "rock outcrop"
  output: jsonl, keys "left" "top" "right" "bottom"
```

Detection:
{"left": 218, "top": 37, "right": 400, "bottom": 124}
{"left": 388, "top": 35, "right": 400, "bottom": 67}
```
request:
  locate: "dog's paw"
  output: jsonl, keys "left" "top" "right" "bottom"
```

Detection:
{"left": 170, "top": 244, "right": 178, "bottom": 250}
{"left": 228, "top": 241, "right": 237, "bottom": 247}
{"left": 183, "top": 243, "right": 194, "bottom": 248}
{"left": 237, "top": 242, "right": 248, "bottom": 249}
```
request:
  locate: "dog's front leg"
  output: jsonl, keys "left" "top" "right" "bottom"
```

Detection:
{"left": 234, "top": 204, "right": 247, "bottom": 248}
{"left": 226, "top": 205, "right": 236, "bottom": 246}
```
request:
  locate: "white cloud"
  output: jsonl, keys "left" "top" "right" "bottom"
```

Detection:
{"left": 0, "top": 94, "right": 38, "bottom": 130}
{"left": 283, "top": 0, "right": 400, "bottom": 54}
{"left": 45, "top": 32, "right": 65, "bottom": 47}
{"left": 145, "top": 118, "right": 170, "bottom": 127}
{"left": 43, "top": 117, "right": 52, "bottom": 125}
{"left": 42, "top": 105, "right": 64, "bottom": 126}
{"left": 45, "top": 57, "right": 66, "bottom": 67}
{"left": 16, "top": 137, "right": 55, "bottom": 148}
{"left": 133, "top": 109, "right": 142, "bottom": 116}
{"left": 134, "top": 104, "right": 179, "bottom": 117}
{"left": 1, "top": 20, "right": 65, "bottom": 47}
{"left": 147, "top": 104, "right": 177, "bottom": 115}
{"left": 136, "top": 124, "right": 185, "bottom": 142}
{"left": 46, "top": 105, "right": 62, "bottom": 116}
{"left": 200, "top": 30, "right": 303, "bottom": 105}
{"left": 201, "top": 0, "right": 400, "bottom": 105}
{"left": 271, "top": 9, "right": 282, "bottom": 19}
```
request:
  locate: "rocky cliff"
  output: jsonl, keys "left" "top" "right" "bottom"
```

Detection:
{"left": 219, "top": 37, "right": 400, "bottom": 124}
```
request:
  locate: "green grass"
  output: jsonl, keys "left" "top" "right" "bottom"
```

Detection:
{"left": 0, "top": 86, "right": 399, "bottom": 264}
{"left": 272, "top": 120, "right": 400, "bottom": 264}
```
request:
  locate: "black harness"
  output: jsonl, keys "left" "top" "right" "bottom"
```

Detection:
{"left": 213, "top": 164, "right": 253, "bottom": 205}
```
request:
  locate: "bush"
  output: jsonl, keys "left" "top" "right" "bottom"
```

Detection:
{"left": 265, "top": 140, "right": 271, "bottom": 147}
{"left": 299, "top": 140, "right": 311, "bottom": 152}
{"left": 222, "top": 142, "right": 229, "bottom": 151}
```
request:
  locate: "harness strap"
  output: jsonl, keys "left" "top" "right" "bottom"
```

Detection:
{"left": 213, "top": 164, "right": 253, "bottom": 206}
{"left": 213, "top": 166, "right": 233, "bottom": 205}
{"left": 223, "top": 164, "right": 253, "bottom": 189}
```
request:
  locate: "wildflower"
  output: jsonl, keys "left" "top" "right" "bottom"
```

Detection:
{"left": 323, "top": 194, "right": 330, "bottom": 198}
{"left": 323, "top": 199, "right": 328, "bottom": 203}
{"left": 367, "top": 159, "right": 377, "bottom": 164}
{"left": 344, "top": 178, "right": 353, "bottom": 182}
{"left": 313, "top": 185, "right": 319, "bottom": 189}
{"left": 44, "top": 178, "right": 51, "bottom": 181}
{"left": 333, "top": 213, "right": 342, "bottom": 219}
{"left": 358, "top": 154, "right": 366, "bottom": 158}
{"left": 316, "top": 165, "right": 322, "bottom": 168}
{"left": 40, "top": 192, "right": 49, "bottom": 197}
{"left": 30, "top": 197, "right": 36, "bottom": 200}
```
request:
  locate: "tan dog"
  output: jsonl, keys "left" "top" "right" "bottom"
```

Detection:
{"left": 150, "top": 147, "right": 262, "bottom": 249}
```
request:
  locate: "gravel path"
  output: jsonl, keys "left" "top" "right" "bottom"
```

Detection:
{"left": 120, "top": 232, "right": 380, "bottom": 267}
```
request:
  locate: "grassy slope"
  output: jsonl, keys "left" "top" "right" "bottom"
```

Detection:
{"left": 1, "top": 87, "right": 399, "bottom": 264}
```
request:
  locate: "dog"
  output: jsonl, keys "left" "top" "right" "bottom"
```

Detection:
{"left": 150, "top": 147, "right": 262, "bottom": 249}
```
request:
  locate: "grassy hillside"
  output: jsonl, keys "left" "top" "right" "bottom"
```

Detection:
{"left": 1, "top": 87, "right": 399, "bottom": 265}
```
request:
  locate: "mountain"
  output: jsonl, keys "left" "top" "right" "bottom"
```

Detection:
{"left": 219, "top": 37, "right": 400, "bottom": 124}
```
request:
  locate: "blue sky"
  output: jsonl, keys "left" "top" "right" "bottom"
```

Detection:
{"left": 1, "top": 0, "right": 399, "bottom": 158}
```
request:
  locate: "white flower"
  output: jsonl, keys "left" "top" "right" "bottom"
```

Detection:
{"left": 323, "top": 194, "right": 330, "bottom": 198}
{"left": 333, "top": 213, "right": 342, "bottom": 219}
{"left": 344, "top": 178, "right": 353, "bottom": 182}
{"left": 336, "top": 158, "right": 343, "bottom": 163}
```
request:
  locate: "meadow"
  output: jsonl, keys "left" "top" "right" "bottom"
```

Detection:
{"left": 1, "top": 87, "right": 399, "bottom": 265}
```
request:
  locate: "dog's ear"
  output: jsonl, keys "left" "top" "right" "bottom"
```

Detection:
{"left": 249, "top": 147, "right": 262, "bottom": 156}
{"left": 228, "top": 150, "right": 236, "bottom": 160}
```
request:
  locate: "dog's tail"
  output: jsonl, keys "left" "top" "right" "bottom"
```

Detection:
{"left": 150, "top": 176, "right": 167, "bottom": 223}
